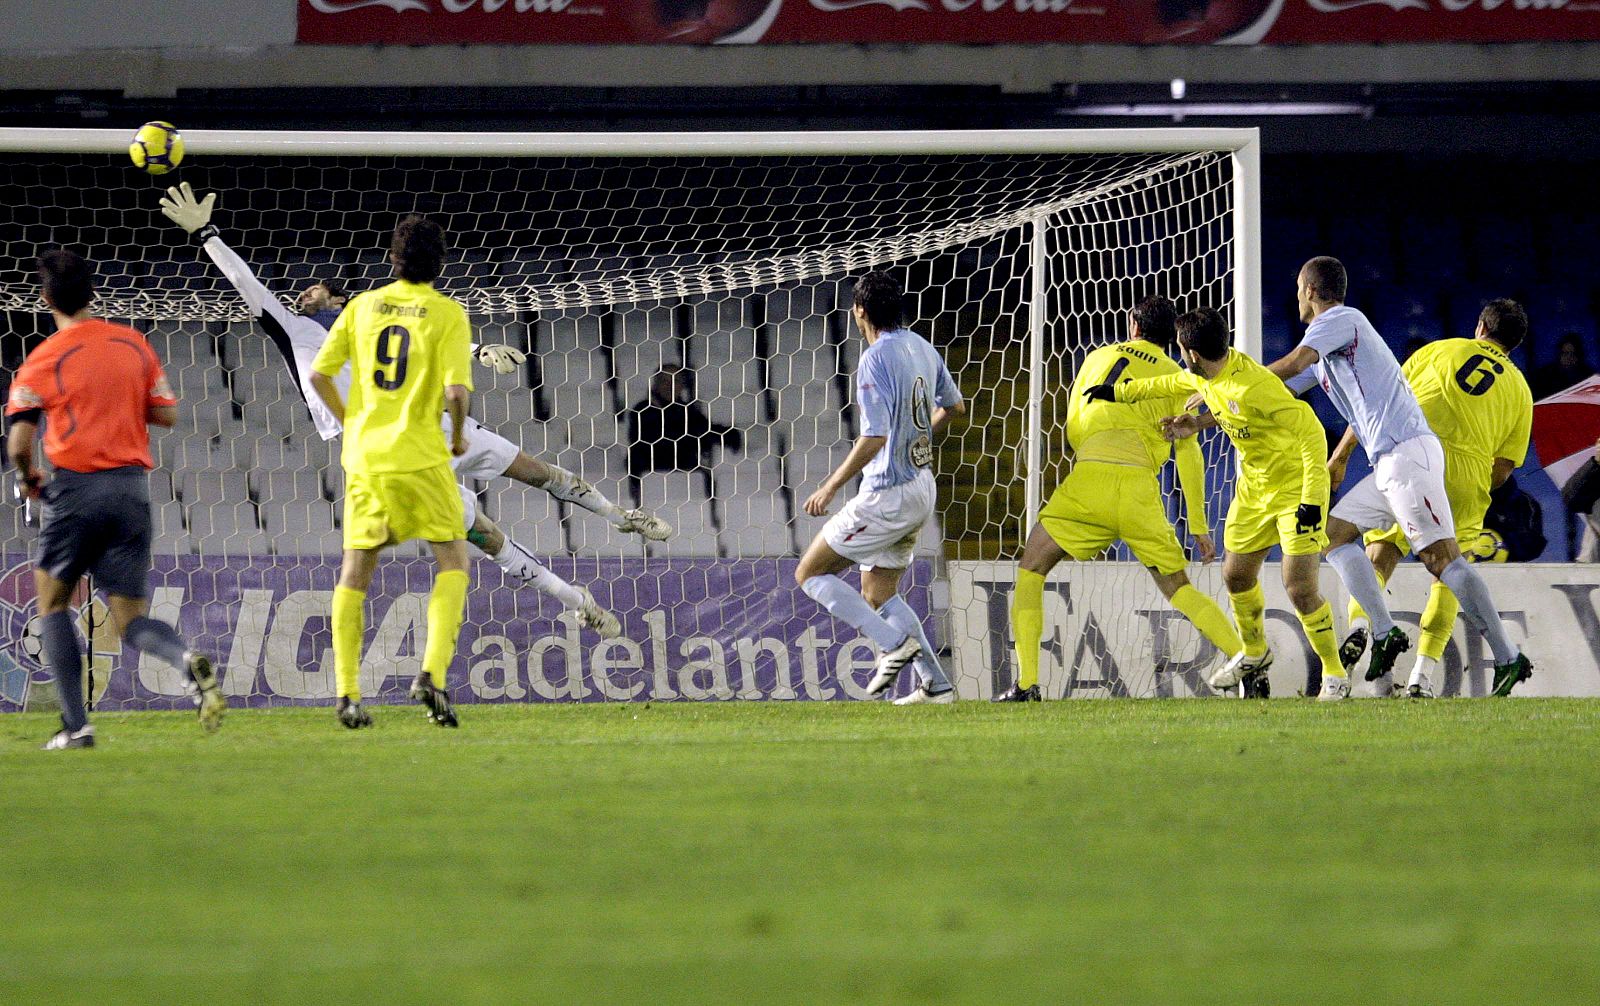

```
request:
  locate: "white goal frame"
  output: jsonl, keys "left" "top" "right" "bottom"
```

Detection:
{"left": 0, "top": 124, "right": 1262, "bottom": 531}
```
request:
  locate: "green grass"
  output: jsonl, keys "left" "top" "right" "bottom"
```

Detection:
{"left": 3, "top": 700, "right": 1598, "bottom": 1004}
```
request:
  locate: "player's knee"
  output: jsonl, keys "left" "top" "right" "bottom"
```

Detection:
{"left": 1152, "top": 570, "right": 1188, "bottom": 600}
{"left": 1222, "top": 569, "right": 1253, "bottom": 594}
{"left": 1286, "top": 580, "right": 1322, "bottom": 612}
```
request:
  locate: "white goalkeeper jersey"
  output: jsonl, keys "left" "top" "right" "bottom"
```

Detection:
{"left": 203, "top": 235, "right": 347, "bottom": 441}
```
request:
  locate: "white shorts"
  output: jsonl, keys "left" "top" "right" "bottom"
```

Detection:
{"left": 822, "top": 470, "right": 935, "bottom": 571}
{"left": 448, "top": 415, "right": 521, "bottom": 482}
{"left": 1332, "top": 434, "right": 1455, "bottom": 551}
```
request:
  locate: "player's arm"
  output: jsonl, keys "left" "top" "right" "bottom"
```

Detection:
{"left": 5, "top": 413, "right": 42, "bottom": 497}
{"left": 932, "top": 358, "right": 965, "bottom": 435}
{"left": 1172, "top": 434, "right": 1215, "bottom": 561}
{"left": 161, "top": 183, "right": 283, "bottom": 322}
{"left": 143, "top": 341, "right": 179, "bottom": 428}
{"left": 1094, "top": 371, "right": 1192, "bottom": 404}
{"left": 441, "top": 304, "right": 477, "bottom": 456}
{"left": 1280, "top": 404, "right": 1332, "bottom": 511}
{"left": 1268, "top": 345, "right": 1320, "bottom": 383}
{"left": 932, "top": 400, "right": 966, "bottom": 435}
{"left": 1491, "top": 386, "right": 1534, "bottom": 490}
{"left": 309, "top": 307, "right": 354, "bottom": 424}
{"left": 1327, "top": 425, "right": 1359, "bottom": 490}
{"left": 804, "top": 435, "right": 887, "bottom": 517}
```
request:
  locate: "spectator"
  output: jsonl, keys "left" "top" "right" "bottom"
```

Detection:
{"left": 625, "top": 364, "right": 744, "bottom": 504}
{"left": 1530, "top": 332, "right": 1597, "bottom": 400}
{"left": 1562, "top": 437, "right": 1600, "bottom": 561}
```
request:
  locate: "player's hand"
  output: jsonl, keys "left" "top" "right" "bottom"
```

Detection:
{"left": 1193, "top": 532, "right": 1217, "bottom": 564}
{"left": 1327, "top": 456, "right": 1348, "bottom": 490}
{"left": 1083, "top": 383, "right": 1116, "bottom": 403}
{"left": 452, "top": 436, "right": 469, "bottom": 458}
{"left": 159, "top": 182, "right": 216, "bottom": 235}
{"left": 1295, "top": 503, "right": 1323, "bottom": 535}
{"left": 476, "top": 343, "right": 527, "bottom": 375}
{"left": 803, "top": 485, "right": 837, "bottom": 517}
{"left": 1184, "top": 391, "right": 1205, "bottom": 413}
{"left": 1160, "top": 414, "right": 1201, "bottom": 442}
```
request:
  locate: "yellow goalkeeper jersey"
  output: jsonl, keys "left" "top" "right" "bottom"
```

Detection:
{"left": 1117, "top": 348, "right": 1328, "bottom": 508}
{"left": 312, "top": 279, "right": 475, "bottom": 475}
{"left": 1401, "top": 338, "right": 1532, "bottom": 469}
{"left": 1067, "top": 340, "right": 1210, "bottom": 533}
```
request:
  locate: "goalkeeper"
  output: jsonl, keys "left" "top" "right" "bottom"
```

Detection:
{"left": 1338, "top": 299, "right": 1533, "bottom": 698}
{"left": 160, "top": 183, "right": 667, "bottom": 636}
{"left": 992, "top": 296, "right": 1250, "bottom": 702}
{"left": 1092, "top": 307, "right": 1351, "bottom": 701}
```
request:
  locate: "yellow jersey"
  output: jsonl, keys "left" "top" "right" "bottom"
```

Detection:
{"left": 1401, "top": 338, "right": 1532, "bottom": 470}
{"left": 1117, "top": 349, "right": 1328, "bottom": 508}
{"left": 1068, "top": 340, "right": 1209, "bottom": 533}
{"left": 312, "top": 279, "right": 475, "bottom": 474}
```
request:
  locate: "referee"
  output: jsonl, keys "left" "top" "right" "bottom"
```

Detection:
{"left": 6, "top": 250, "right": 224, "bottom": 749}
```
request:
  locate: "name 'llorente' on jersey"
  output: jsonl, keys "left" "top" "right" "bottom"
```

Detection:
{"left": 856, "top": 328, "right": 962, "bottom": 492}
{"left": 311, "top": 279, "right": 475, "bottom": 474}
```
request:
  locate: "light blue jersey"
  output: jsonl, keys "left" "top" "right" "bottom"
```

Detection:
{"left": 1293, "top": 304, "right": 1433, "bottom": 461}
{"left": 856, "top": 328, "right": 962, "bottom": 492}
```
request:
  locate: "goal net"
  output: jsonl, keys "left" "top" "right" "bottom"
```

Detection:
{"left": 0, "top": 128, "right": 1258, "bottom": 712}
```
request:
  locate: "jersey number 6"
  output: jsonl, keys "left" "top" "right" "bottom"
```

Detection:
{"left": 1453, "top": 353, "right": 1503, "bottom": 397}
{"left": 375, "top": 324, "right": 411, "bottom": 391}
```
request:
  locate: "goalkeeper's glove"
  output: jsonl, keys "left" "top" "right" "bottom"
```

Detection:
{"left": 1083, "top": 383, "right": 1117, "bottom": 403}
{"left": 1295, "top": 503, "right": 1323, "bottom": 535}
{"left": 159, "top": 182, "right": 218, "bottom": 242}
{"left": 475, "top": 343, "right": 527, "bottom": 375}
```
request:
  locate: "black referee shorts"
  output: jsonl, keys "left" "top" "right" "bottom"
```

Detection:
{"left": 35, "top": 466, "right": 155, "bottom": 599}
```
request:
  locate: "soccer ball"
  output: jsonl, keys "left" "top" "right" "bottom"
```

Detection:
{"left": 129, "top": 121, "right": 184, "bottom": 175}
{"left": 1471, "top": 528, "right": 1510, "bottom": 563}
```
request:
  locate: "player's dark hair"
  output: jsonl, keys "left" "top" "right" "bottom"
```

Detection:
{"left": 1478, "top": 298, "right": 1528, "bottom": 351}
{"left": 1130, "top": 295, "right": 1176, "bottom": 347}
{"left": 391, "top": 215, "right": 447, "bottom": 284}
{"left": 1175, "top": 306, "right": 1231, "bottom": 361}
{"left": 1301, "top": 256, "right": 1348, "bottom": 304}
{"left": 318, "top": 277, "right": 349, "bottom": 302}
{"left": 852, "top": 270, "right": 905, "bottom": 331}
{"left": 38, "top": 248, "right": 94, "bottom": 316}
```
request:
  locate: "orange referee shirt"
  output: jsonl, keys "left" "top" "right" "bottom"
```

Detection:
{"left": 5, "top": 319, "right": 177, "bottom": 473}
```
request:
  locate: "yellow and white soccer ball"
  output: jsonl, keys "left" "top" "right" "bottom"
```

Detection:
{"left": 129, "top": 121, "right": 184, "bottom": 175}
{"left": 1470, "top": 528, "right": 1510, "bottom": 563}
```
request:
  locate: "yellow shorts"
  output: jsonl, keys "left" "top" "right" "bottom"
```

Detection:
{"left": 343, "top": 462, "right": 465, "bottom": 550}
{"left": 1039, "top": 462, "right": 1188, "bottom": 576}
{"left": 1365, "top": 454, "right": 1489, "bottom": 554}
{"left": 1225, "top": 486, "right": 1328, "bottom": 557}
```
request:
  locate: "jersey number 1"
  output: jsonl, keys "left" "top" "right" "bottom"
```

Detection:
{"left": 375, "top": 325, "right": 411, "bottom": 391}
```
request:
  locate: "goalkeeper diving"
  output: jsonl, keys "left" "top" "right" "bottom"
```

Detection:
{"left": 160, "top": 182, "right": 668, "bottom": 637}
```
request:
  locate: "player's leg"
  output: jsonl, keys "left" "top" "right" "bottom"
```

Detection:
{"left": 1342, "top": 534, "right": 1403, "bottom": 672}
{"left": 333, "top": 546, "right": 381, "bottom": 728}
{"left": 460, "top": 487, "right": 620, "bottom": 637}
{"left": 859, "top": 564, "right": 953, "bottom": 704}
{"left": 31, "top": 569, "right": 92, "bottom": 748}
{"left": 1280, "top": 551, "right": 1348, "bottom": 701}
{"left": 795, "top": 534, "right": 918, "bottom": 693}
{"left": 1406, "top": 580, "right": 1456, "bottom": 698}
{"left": 1150, "top": 568, "right": 1248, "bottom": 684}
{"left": 997, "top": 522, "right": 1066, "bottom": 702}
{"left": 1416, "top": 537, "right": 1529, "bottom": 695}
{"left": 412, "top": 537, "right": 470, "bottom": 728}
{"left": 1326, "top": 469, "right": 1410, "bottom": 679}
{"left": 1219, "top": 547, "right": 1275, "bottom": 693}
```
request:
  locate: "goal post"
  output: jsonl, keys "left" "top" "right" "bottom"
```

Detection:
{"left": 0, "top": 126, "right": 1260, "bottom": 711}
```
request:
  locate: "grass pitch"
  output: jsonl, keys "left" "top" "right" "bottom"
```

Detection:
{"left": 3, "top": 699, "right": 1598, "bottom": 1004}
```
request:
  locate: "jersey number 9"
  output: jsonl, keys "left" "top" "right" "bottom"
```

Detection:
{"left": 375, "top": 325, "right": 411, "bottom": 391}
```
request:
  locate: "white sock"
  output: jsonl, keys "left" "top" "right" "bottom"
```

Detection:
{"left": 1326, "top": 542, "right": 1396, "bottom": 637}
{"left": 1438, "top": 557, "right": 1517, "bottom": 665}
{"left": 800, "top": 574, "right": 905, "bottom": 650}
{"left": 1409, "top": 654, "right": 1439, "bottom": 689}
{"left": 879, "top": 596, "right": 950, "bottom": 691}
{"left": 494, "top": 538, "right": 585, "bottom": 608}
{"left": 539, "top": 464, "right": 625, "bottom": 525}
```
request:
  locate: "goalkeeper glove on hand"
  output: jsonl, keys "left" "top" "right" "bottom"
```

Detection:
{"left": 159, "top": 182, "right": 218, "bottom": 241}
{"left": 476, "top": 343, "right": 527, "bottom": 375}
{"left": 1083, "top": 383, "right": 1117, "bottom": 403}
{"left": 1295, "top": 503, "right": 1323, "bottom": 535}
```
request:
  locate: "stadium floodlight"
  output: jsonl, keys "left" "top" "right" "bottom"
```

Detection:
{"left": 0, "top": 127, "right": 1260, "bottom": 705}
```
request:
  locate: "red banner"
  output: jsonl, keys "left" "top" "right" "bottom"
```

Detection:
{"left": 297, "top": 1, "right": 1600, "bottom": 46}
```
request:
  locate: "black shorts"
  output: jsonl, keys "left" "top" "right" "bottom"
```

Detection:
{"left": 35, "top": 466, "right": 154, "bottom": 599}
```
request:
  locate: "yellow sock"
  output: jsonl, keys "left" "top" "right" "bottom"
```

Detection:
{"left": 1171, "top": 584, "right": 1244, "bottom": 657}
{"left": 1419, "top": 581, "right": 1456, "bottom": 662}
{"left": 332, "top": 585, "right": 366, "bottom": 701}
{"left": 1011, "top": 568, "right": 1045, "bottom": 690}
{"left": 1297, "top": 601, "right": 1344, "bottom": 679}
{"left": 1228, "top": 584, "right": 1268, "bottom": 658}
{"left": 423, "top": 569, "right": 470, "bottom": 687}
